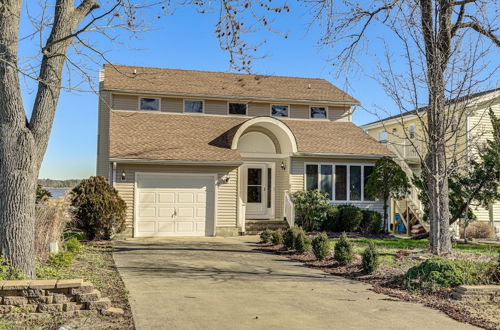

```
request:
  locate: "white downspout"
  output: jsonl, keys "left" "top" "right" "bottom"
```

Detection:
{"left": 112, "top": 162, "right": 117, "bottom": 187}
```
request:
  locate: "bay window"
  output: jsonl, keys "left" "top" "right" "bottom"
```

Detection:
{"left": 305, "top": 163, "right": 375, "bottom": 202}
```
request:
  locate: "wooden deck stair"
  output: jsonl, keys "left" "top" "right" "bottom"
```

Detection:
{"left": 245, "top": 220, "right": 289, "bottom": 235}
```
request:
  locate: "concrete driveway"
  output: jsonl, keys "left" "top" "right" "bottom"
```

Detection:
{"left": 113, "top": 237, "right": 475, "bottom": 330}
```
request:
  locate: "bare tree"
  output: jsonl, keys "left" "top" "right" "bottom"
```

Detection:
{"left": 309, "top": 0, "right": 498, "bottom": 254}
{"left": 0, "top": 0, "right": 291, "bottom": 277}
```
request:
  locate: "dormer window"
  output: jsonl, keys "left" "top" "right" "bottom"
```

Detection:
{"left": 139, "top": 97, "right": 160, "bottom": 111}
{"left": 184, "top": 100, "right": 204, "bottom": 113}
{"left": 228, "top": 103, "right": 247, "bottom": 115}
{"left": 271, "top": 105, "right": 289, "bottom": 117}
{"left": 310, "top": 106, "right": 327, "bottom": 119}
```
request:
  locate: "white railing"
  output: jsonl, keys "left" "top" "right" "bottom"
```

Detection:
{"left": 284, "top": 190, "right": 295, "bottom": 228}
{"left": 386, "top": 142, "right": 422, "bottom": 161}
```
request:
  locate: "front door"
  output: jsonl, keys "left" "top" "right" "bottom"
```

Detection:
{"left": 245, "top": 165, "right": 272, "bottom": 218}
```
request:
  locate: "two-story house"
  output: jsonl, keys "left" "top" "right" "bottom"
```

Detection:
{"left": 362, "top": 88, "right": 500, "bottom": 235}
{"left": 96, "top": 65, "right": 392, "bottom": 238}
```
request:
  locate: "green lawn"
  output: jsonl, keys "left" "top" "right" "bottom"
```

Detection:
{"left": 333, "top": 237, "right": 499, "bottom": 266}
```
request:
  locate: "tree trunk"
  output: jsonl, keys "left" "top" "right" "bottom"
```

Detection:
{"left": 383, "top": 198, "right": 389, "bottom": 233}
{"left": 0, "top": 135, "right": 39, "bottom": 278}
{"left": 419, "top": 0, "right": 453, "bottom": 255}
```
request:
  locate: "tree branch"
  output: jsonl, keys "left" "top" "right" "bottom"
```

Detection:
{"left": 453, "top": 20, "right": 500, "bottom": 47}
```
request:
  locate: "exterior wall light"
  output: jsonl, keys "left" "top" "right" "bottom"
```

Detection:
{"left": 223, "top": 176, "right": 230, "bottom": 184}
{"left": 281, "top": 161, "right": 286, "bottom": 171}
{"left": 121, "top": 171, "right": 126, "bottom": 181}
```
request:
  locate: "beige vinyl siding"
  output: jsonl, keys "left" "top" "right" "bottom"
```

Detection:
{"left": 248, "top": 102, "right": 269, "bottom": 116}
{"left": 161, "top": 97, "right": 183, "bottom": 112}
{"left": 289, "top": 156, "right": 385, "bottom": 215}
{"left": 114, "top": 164, "right": 239, "bottom": 237}
{"left": 329, "top": 107, "right": 351, "bottom": 122}
{"left": 468, "top": 100, "right": 500, "bottom": 226}
{"left": 241, "top": 157, "right": 289, "bottom": 220}
{"left": 112, "top": 94, "right": 137, "bottom": 110}
{"left": 96, "top": 90, "right": 111, "bottom": 178}
{"left": 291, "top": 104, "right": 309, "bottom": 119}
{"left": 205, "top": 100, "right": 228, "bottom": 115}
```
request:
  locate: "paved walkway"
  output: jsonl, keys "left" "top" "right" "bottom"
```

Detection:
{"left": 113, "top": 237, "right": 476, "bottom": 330}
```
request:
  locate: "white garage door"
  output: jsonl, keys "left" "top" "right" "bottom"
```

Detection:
{"left": 135, "top": 174, "right": 216, "bottom": 237}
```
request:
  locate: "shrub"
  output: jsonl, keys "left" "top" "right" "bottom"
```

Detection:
{"left": 46, "top": 251, "right": 75, "bottom": 269}
{"left": 334, "top": 233, "right": 353, "bottom": 265}
{"left": 361, "top": 242, "right": 379, "bottom": 274}
{"left": 321, "top": 206, "right": 339, "bottom": 231}
{"left": 335, "top": 205, "right": 362, "bottom": 232}
{"left": 360, "top": 210, "right": 383, "bottom": 234}
{"left": 461, "top": 221, "right": 494, "bottom": 239}
{"left": 36, "top": 185, "right": 52, "bottom": 204}
{"left": 405, "top": 256, "right": 495, "bottom": 290}
{"left": 64, "top": 237, "right": 83, "bottom": 254}
{"left": 260, "top": 230, "right": 273, "bottom": 244}
{"left": 294, "top": 228, "right": 311, "bottom": 253}
{"left": 283, "top": 228, "right": 299, "bottom": 250}
{"left": 271, "top": 230, "right": 284, "bottom": 245}
{"left": 0, "top": 256, "right": 26, "bottom": 280}
{"left": 312, "top": 233, "right": 331, "bottom": 260}
{"left": 70, "top": 176, "right": 127, "bottom": 240}
{"left": 292, "top": 190, "right": 330, "bottom": 231}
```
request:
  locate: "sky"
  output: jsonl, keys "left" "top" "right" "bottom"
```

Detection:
{"left": 17, "top": 2, "right": 498, "bottom": 180}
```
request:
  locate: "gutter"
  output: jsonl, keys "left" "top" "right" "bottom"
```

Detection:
{"left": 102, "top": 88, "right": 360, "bottom": 106}
{"left": 109, "top": 157, "right": 243, "bottom": 167}
{"left": 292, "top": 152, "right": 393, "bottom": 159}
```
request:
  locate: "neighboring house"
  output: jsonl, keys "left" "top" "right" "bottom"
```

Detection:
{"left": 362, "top": 88, "right": 500, "bottom": 235}
{"left": 96, "top": 65, "right": 392, "bottom": 237}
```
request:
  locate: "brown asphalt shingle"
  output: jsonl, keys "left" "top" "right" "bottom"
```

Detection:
{"left": 109, "top": 111, "right": 392, "bottom": 161}
{"left": 102, "top": 65, "right": 359, "bottom": 104}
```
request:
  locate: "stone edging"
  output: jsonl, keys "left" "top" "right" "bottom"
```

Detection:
{"left": 0, "top": 279, "right": 123, "bottom": 316}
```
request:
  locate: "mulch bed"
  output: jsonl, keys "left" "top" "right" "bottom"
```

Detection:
{"left": 257, "top": 243, "right": 500, "bottom": 330}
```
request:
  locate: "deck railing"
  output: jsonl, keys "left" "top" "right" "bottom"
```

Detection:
{"left": 283, "top": 190, "right": 295, "bottom": 228}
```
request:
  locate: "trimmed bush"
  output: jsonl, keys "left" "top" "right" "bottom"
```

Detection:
{"left": 321, "top": 206, "right": 339, "bottom": 232}
{"left": 334, "top": 233, "right": 353, "bottom": 265}
{"left": 405, "top": 256, "right": 495, "bottom": 290}
{"left": 64, "top": 237, "right": 83, "bottom": 254}
{"left": 0, "top": 256, "right": 26, "bottom": 280}
{"left": 361, "top": 242, "right": 379, "bottom": 274}
{"left": 360, "top": 210, "right": 383, "bottom": 234}
{"left": 294, "top": 228, "right": 311, "bottom": 253}
{"left": 271, "top": 230, "right": 284, "bottom": 245}
{"left": 283, "top": 228, "right": 299, "bottom": 250}
{"left": 461, "top": 221, "right": 495, "bottom": 239}
{"left": 292, "top": 190, "right": 330, "bottom": 231}
{"left": 335, "top": 205, "right": 362, "bottom": 232}
{"left": 70, "top": 176, "right": 127, "bottom": 240}
{"left": 260, "top": 229, "right": 273, "bottom": 244}
{"left": 312, "top": 233, "right": 331, "bottom": 260}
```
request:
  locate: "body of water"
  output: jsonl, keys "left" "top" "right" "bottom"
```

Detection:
{"left": 47, "top": 188, "right": 70, "bottom": 199}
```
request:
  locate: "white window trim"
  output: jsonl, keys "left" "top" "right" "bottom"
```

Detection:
{"left": 270, "top": 104, "right": 290, "bottom": 118}
{"left": 227, "top": 102, "right": 248, "bottom": 116}
{"left": 183, "top": 99, "right": 205, "bottom": 114}
{"left": 309, "top": 105, "right": 329, "bottom": 120}
{"left": 303, "top": 162, "right": 375, "bottom": 203}
{"left": 409, "top": 124, "right": 415, "bottom": 139}
{"left": 138, "top": 96, "right": 161, "bottom": 111}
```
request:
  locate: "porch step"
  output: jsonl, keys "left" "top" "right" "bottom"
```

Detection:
{"left": 245, "top": 220, "right": 289, "bottom": 235}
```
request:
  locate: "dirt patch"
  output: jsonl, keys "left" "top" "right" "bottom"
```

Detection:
{"left": 257, "top": 244, "right": 500, "bottom": 330}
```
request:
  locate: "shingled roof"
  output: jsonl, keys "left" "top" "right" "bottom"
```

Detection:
{"left": 109, "top": 111, "right": 392, "bottom": 162}
{"left": 102, "top": 65, "right": 359, "bottom": 105}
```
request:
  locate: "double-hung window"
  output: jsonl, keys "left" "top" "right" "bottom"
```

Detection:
{"left": 305, "top": 163, "right": 375, "bottom": 201}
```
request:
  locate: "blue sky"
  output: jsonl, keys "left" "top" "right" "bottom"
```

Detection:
{"left": 18, "top": 3, "right": 497, "bottom": 180}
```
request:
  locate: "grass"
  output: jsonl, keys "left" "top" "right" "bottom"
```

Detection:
{"left": 331, "top": 237, "right": 499, "bottom": 267}
{"left": 0, "top": 242, "right": 133, "bottom": 330}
